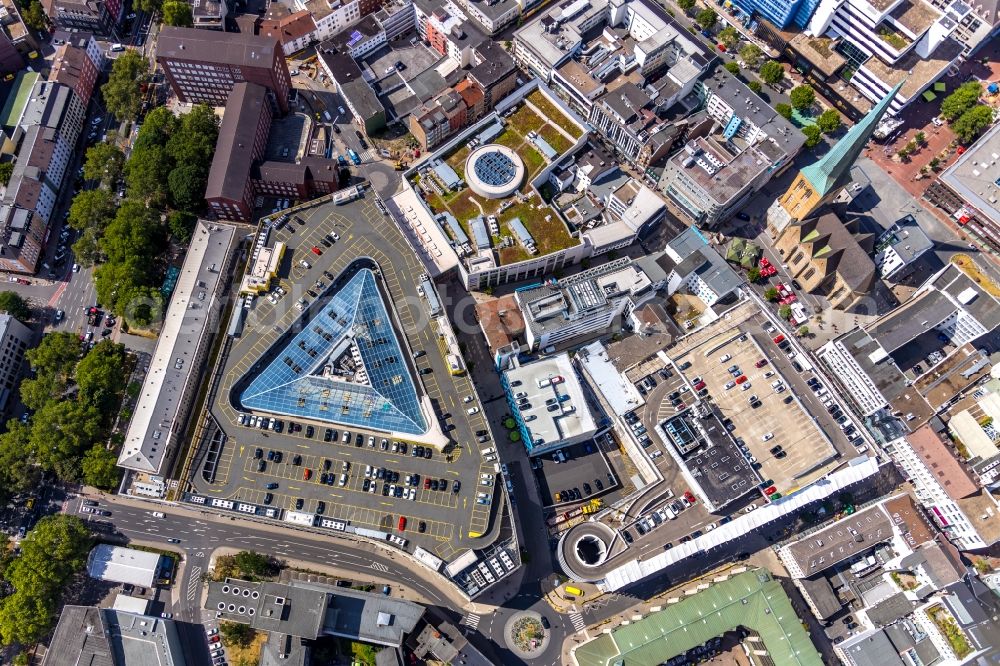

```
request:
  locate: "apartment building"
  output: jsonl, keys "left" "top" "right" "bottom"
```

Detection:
{"left": 253, "top": 158, "right": 339, "bottom": 198}
{"left": 0, "top": 0, "right": 36, "bottom": 73}
{"left": 48, "top": 36, "right": 102, "bottom": 107}
{"left": 0, "top": 80, "right": 85, "bottom": 273}
{"left": 205, "top": 83, "right": 273, "bottom": 222}
{"left": 659, "top": 68, "right": 802, "bottom": 227}
{"left": 662, "top": 226, "right": 742, "bottom": 307}
{"left": 155, "top": 27, "right": 292, "bottom": 114}
{"left": 259, "top": 6, "right": 318, "bottom": 55}
{"left": 805, "top": 0, "right": 965, "bottom": 114}
{"left": 0, "top": 314, "right": 31, "bottom": 412}
{"left": 296, "top": 0, "right": 376, "bottom": 42}
{"left": 42, "top": 0, "right": 122, "bottom": 37}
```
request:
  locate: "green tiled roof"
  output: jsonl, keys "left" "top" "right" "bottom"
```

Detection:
{"left": 0, "top": 72, "right": 38, "bottom": 129}
{"left": 574, "top": 570, "right": 823, "bottom": 666}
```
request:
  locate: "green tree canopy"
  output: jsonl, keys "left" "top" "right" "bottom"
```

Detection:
{"left": 775, "top": 103, "right": 793, "bottom": 120}
{"left": 21, "top": 0, "right": 47, "bottom": 30}
{"left": 802, "top": 124, "right": 823, "bottom": 148}
{"left": 83, "top": 143, "right": 126, "bottom": 186}
{"left": 167, "top": 210, "right": 198, "bottom": 243}
{"left": 30, "top": 400, "right": 104, "bottom": 480}
{"left": 132, "top": 0, "right": 162, "bottom": 17}
{"left": 718, "top": 26, "right": 739, "bottom": 49}
{"left": 724, "top": 61, "right": 740, "bottom": 75}
{"left": 0, "top": 421, "right": 38, "bottom": 503}
{"left": 168, "top": 163, "right": 208, "bottom": 211}
{"left": 125, "top": 144, "right": 171, "bottom": 203}
{"left": 76, "top": 341, "right": 127, "bottom": 415}
{"left": 789, "top": 84, "right": 815, "bottom": 111}
{"left": 102, "top": 50, "right": 149, "bottom": 122}
{"left": 67, "top": 188, "right": 117, "bottom": 233}
{"left": 952, "top": 105, "right": 994, "bottom": 143}
{"left": 764, "top": 287, "right": 779, "bottom": 301}
{"left": 161, "top": 0, "right": 193, "bottom": 25}
{"left": 748, "top": 80, "right": 762, "bottom": 94}
{"left": 758, "top": 61, "right": 785, "bottom": 86}
{"left": 0, "top": 291, "right": 30, "bottom": 321}
{"left": 26, "top": 332, "right": 81, "bottom": 382}
{"left": 696, "top": 8, "right": 717, "bottom": 29}
{"left": 739, "top": 43, "right": 763, "bottom": 68}
{"left": 73, "top": 228, "right": 103, "bottom": 268}
{"left": 101, "top": 201, "right": 165, "bottom": 264}
{"left": 81, "top": 444, "right": 120, "bottom": 489}
{"left": 939, "top": 81, "right": 982, "bottom": 122}
{"left": 0, "top": 162, "right": 13, "bottom": 186}
{"left": 677, "top": 0, "right": 695, "bottom": 10}
{"left": 166, "top": 105, "right": 218, "bottom": 166}
{"left": 816, "top": 108, "right": 842, "bottom": 134}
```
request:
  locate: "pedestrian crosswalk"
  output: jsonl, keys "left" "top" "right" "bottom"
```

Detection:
{"left": 371, "top": 562, "right": 390, "bottom": 573}
{"left": 461, "top": 613, "right": 481, "bottom": 629}
{"left": 187, "top": 566, "right": 202, "bottom": 602}
{"left": 570, "top": 613, "right": 586, "bottom": 633}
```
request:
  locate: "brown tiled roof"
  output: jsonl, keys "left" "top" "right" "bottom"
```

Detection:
{"left": 474, "top": 294, "right": 525, "bottom": 354}
{"left": 261, "top": 9, "right": 315, "bottom": 44}
{"left": 907, "top": 425, "right": 979, "bottom": 501}
{"left": 454, "top": 79, "right": 483, "bottom": 109}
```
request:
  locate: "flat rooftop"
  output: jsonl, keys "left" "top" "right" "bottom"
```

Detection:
{"left": 888, "top": 0, "right": 941, "bottom": 36}
{"left": 782, "top": 503, "right": 896, "bottom": 577}
{"left": 503, "top": 354, "right": 597, "bottom": 451}
{"left": 939, "top": 121, "right": 1000, "bottom": 226}
{"left": 859, "top": 37, "right": 963, "bottom": 103}
{"left": 44, "top": 607, "right": 186, "bottom": 666}
{"left": 577, "top": 340, "right": 644, "bottom": 416}
{"left": 119, "top": 221, "right": 237, "bottom": 474}
{"left": 671, "top": 411, "right": 761, "bottom": 509}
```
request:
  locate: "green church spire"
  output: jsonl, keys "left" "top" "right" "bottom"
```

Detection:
{"left": 799, "top": 82, "right": 903, "bottom": 197}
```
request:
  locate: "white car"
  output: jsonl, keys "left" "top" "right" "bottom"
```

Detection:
{"left": 762, "top": 432, "right": 774, "bottom": 442}
{"left": 719, "top": 354, "right": 732, "bottom": 363}
{"left": 72, "top": 263, "right": 80, "bottom": 273}
{"left": 724, "top": 380, "right": 736, "bottom": 390}
{"left": 931, "top": 116, "right": 944, "bottom": 126}
{"left": 467, "top": 406, "right": 479, "bottom": 415}
{"left": 743, "top": 503, "right": 758, "bottom": 513}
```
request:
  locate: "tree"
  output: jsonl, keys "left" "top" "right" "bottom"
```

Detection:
{"left": 81, "top": 444, "right": 119, "bottom": 489}
{"left": 0, "top": 421, "right": 38, "bottom": 503}
{"left": 166, "top": 105, "right": 218, "bottom": 167}
{"left": 125, "top": 144, "right": 171, "bottom": 203}
{"left": 102, "top": 50, "right": 149, "bottom": 123}
{"left": 802, "top": 124, "right": 823, "bottom": 148}
{"left": 718, "top": 26, "right": 739, "bottom": 49}
{"left": 133, "top": 0, "right": 162, "bottom": 15}
{"left": 724, "top": 61, "right": 741, "bottom": 75}
{"left": 26, "top": 332, "right": 81, "bottom": 382}
{"left": 739, "top": 43, "right": 764, "bottom": 69}
{"left": 748, "top": 80, "right": 762, "bottom": 94}
{"left": 677, "top": 0, "right": 695, "bottom": 10}
{"left": 952, "top": 105, "right": 994, "bottom": 144}
{"left": 168, "top": 163, "right": 207, "bottom": 211}
{"left": 758, "top": 61, "right": 785, "bottom": 86}
{"left": 30, "top": 400, "right": 104, "bottom": 480}
{"left": 0, "top": 162, "right": 13, "bottom": 186}
{"left": 167, "top": 210, "right": 198, "bottom": 243}
{"left": 747, "top": 267, "right": 761, "bottom": 282}
{"left": 101, "top": 201, "right": 165, "bottom": 263}
{"left": 789, "top": 84, "right": 815, "bottom": 111}
{"left": 233, "top": 550, "right": 275, "bottom": 579}
{"left": 21, "top": 0, "right": 47, "bottom": 30}
{"left": 797, "top": 325, "right": 810, "bottom": 336}
{"left": 161, "top": 0, "right": 192, "bottom": 25}
{"left": 939, "top": 81, "right": 982, "bottom": 122}
{"left": 76, "top": 341, "right": 127, "bottom": 416}
{"left": 816, "top": 108, "right": 841, "bottom": 134}
{"left": 779, "top": 304, "right": 792, "bottom": 319}
{"left": 764, "top": 287, "right": 779, "bottom": 301}
{"left": 73, "top": 228, "right": 103, "bottom": 267}
{"left": 696, "top": 8, "right": 717, "bottom": 29}
{"left": 83, "top": 143, "right": 126, "bottom": 186}
{"left": 67, "top": 189, "right": 117, "bottom": 232}
{"left": 914, "top": 131, "right": 926, "bottom": 145}
{"left": 219, "top": 622, "right": 256, "bottom": 649}
{"left": 0, "top": 291, "right": 30, "bottom": 321}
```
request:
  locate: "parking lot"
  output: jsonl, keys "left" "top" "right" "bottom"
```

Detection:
{"left": 188, "top": 195, "right": 499, "bottom": 560}
{"left": 532, "top": 438, "right": 620, "bottom": 508}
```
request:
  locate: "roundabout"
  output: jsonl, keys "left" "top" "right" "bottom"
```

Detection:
{"left": 504, "top": 610, "right": 551, "bottom": 657}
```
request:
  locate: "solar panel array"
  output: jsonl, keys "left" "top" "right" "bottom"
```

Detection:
{"left": 240, "top": 269, "right": 427, "bottom": 434}
{"left": 473, "top": 150, "right": 517, "bottom": 187}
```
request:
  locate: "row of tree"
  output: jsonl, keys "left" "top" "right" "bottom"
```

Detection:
{"left": 0, "top": 515, "right": 93, "bottom": 646}
{"left": 0, "top": 333, "right": 129, "bottom": 502}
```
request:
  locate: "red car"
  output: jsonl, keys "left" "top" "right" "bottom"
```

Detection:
{"left": 423, "top": 478, "right": 431, "bottom": 489}
{"left": 755, "top": 359, "right": 768, "bottom": 368}
{"left": 693, "top": 381, "right": 706, "bottom": 391}
{"left": 398, "top": 516, "right": 407, "bottom": 531}
{"left": 303, "top": 469, "right": 312, "bottom": 480}
{"left": 773, "top": 334, "right": 785, "bottom": 345}
{"left": 735, "top": 375, "right": 748, "bottom": 384}
{"left": 311, "top": 246, "right": 322, "bottom": 255}
{"left": 764, "top": 486, "right": 777, "bottom": 496}
{"left": 683, "top": 490, "right": 696, "bottom": 504}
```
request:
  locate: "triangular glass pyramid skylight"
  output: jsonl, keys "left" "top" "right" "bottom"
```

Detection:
{"left": 239, "top": 268, "right": 427, "bottom": 435}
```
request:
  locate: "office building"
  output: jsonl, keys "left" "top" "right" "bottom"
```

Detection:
{"left": 259, "top": 6, "right": 318, "bottom": 55}
{"left": 663, "top": 226, "right": 742, "bottom": 307}
{"left": 874, "top": 215, "right": 933, "bottom": 281}
{"left": 44, "top": 606, "right": 187, "bottom": 666}
{"left": 0, "top": 314, "right": 30, "bottom": 412}
{"left": 155, "top": 27, "right": 292, "bottom": 114}
{"left": 732, "top": 0, "right": 821, "bottom": 27}
{"left": 659, "top": 67, "right": 802, "bottom": 227}
{"left": 205, "top": 83, "right": 273, "bottom": 222}
{"left": 254, "top": 157, "right": 339, "bottom": 199}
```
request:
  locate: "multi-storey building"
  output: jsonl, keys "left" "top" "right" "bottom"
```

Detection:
{"left": 297, "top": 0, "right": 374, "bottom": 42}
{"left": 0, "top": 80, "right": 85, "bottom": 273}
{"left": 923, "top": 0, "right": 1000, "bottom": 56}
{"left": 253, "top": 158, "right": 339, "bottom": 199}
{"left": 42, "top": 0, "right": 122, "bottom": 38}
{"left": 658, "top": 68, "right": 802, "bottom": 227}
{"left": 259, "top": 6, "right": 318, "bottom": 55}
{"left": 468, "top": 40, "right": 517, "bottom": 108}
{"left": 731, "top": 0, "right": 821, "bottom": 28}
{"left": 48, "top": 35, "right": 102, "bottom": 107}
{"left": 372, "top": 0, "right": 416, "bottom": 39}
{"left": 191, "top": 0, "right": 227, "bottom": 29}
{"left": 205, "top": 83, "right": 273, "bottom": 222}
{"left": 0, "top": 0, "right": 36, "bottom": 73}
{"left": 806, "top": 0, "right": 965, "bottom": 114}
{"left": 662, "top": 226, "right": 742, "bottom": 307}
{"left": 155, "top": 27, "right": 292, "bottom": 114}
{"left": 0, "top": 313, "right": 31, "bottom": 412}
{"left": 450, "top": 0, "right": 520, "bottom": 34}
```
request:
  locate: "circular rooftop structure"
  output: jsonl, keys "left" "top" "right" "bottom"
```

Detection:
{"left": 557, "top": 521, "right": 619, "bottom": 582}
{"left": 465, "top": 144, "right": 525, "bottom": 199}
